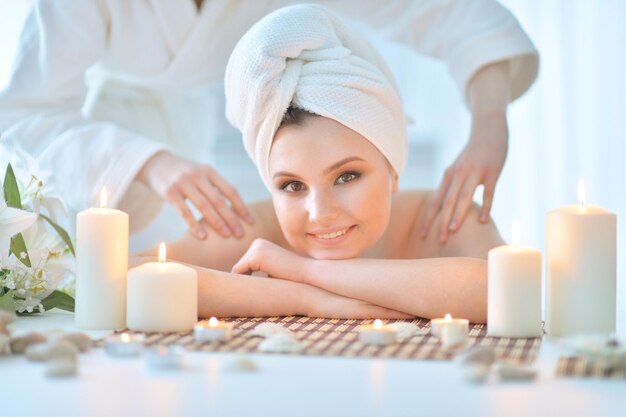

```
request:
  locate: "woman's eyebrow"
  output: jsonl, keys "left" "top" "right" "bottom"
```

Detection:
{"left": 323, "top": 156, "right": 364, "bottom": 174}
{"left": 272, "top": 156, "right": 364, "bottom": 179}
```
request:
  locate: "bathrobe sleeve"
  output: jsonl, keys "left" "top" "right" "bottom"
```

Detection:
{"left": 323, "top": 0, "right": 539, "bottom": 104}
{"left": 0, "top": 0, "right": 167, "bottom": 225}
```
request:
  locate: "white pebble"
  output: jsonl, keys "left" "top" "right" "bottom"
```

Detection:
{"left": 497, "top": 365, "right": 537, "bottom": 381}
{"left": 225, "top": 355, "right": 257, "bottom": 372}
{"left": 46, "top": 359, "right": 77, "bottom": 378}
{"left": 258, "top": 333, "right": 302, "bottom": 353}
{"left": 250, "top": 323, "right": 293, "bottom": 338}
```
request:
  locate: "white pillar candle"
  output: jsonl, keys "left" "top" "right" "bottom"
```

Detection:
{"left": 488, "top": 221, "right": 542, "bottom": 337}
{"left": 127, "top": 243, "right": 198, "bottom": 333}
{"left": 75, "top": 188, "right": 128, "bottom": 330}
{"left": 358, "top": 319, "right": 397, "bottom": 345}
{"left": 546, "top": 180, "right": 616, "bottom": 336}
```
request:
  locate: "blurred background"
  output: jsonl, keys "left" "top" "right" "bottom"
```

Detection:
{"left": 1, "top": 1, "right": 625, "bottom": 316}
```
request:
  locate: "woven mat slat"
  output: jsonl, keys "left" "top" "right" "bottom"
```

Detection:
{"left": 556, "top": 357, "right": 626, "bottom": 379}
{"left": 100, "top": 317, "right": 541, "bottom": 364}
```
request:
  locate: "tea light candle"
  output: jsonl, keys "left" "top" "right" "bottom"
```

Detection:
{"left": 488, "top": 221, "right": 542, "bottom": 337}
{"left": 430, "top": 314, "right": 469, "bottom": 338}
{"left": 546, "top": 179, "right": 617, "bottom": 336}
{"left": 127, "top": 243, "right": 198, "bottom": 332}
{"left": 194, "top": 317, "right": 233, "bottom": 342}
{"left": 75, "top": 188, "right": 128, "bottom": 330}
{"left": 441, "top": 323, "right": 468, "bottom": 349}
{"left": 144, "top": 345, "right": 185, "bottom": 370}
{"left": 358, "top": 319, "right": 397, "bottom": 345}
{"left": 104, "top": 332, "right": 145, "bottom": 357}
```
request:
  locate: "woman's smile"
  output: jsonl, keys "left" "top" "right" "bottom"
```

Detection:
{"left": 307, "top": 225, "right": 357, "bottom": 245}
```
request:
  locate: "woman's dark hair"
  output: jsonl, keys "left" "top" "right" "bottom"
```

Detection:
{"left": 280, "top": 106, "right": 318, "bottom": 128}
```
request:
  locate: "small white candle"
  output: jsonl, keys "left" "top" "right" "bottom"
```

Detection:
{"left": 546, "top": 179, "right": 617, "bottom": 336}
{"left": 76, "top": 187, "right": 129, "bottom": 330}
{"left": 430, "top": 314, "right": 469, "bottom": 338}
{"left": 441, "top": 323, "right": 468, "bottom": 349}
{"left": 127, "top": 243, "right": 198, "bottom": 332}
{"left": 358, "top": 319, "right": 397, "bottom": 346}
{"left": 488, "top": 221, "right": 542, "bottom": 337}
{"left": 104, "top": 332, "right": 145, "bottom": 357}
{"left": 194, "top": 317, "right": 233, "bottom": 342}
{"left": 144, "top": 345, "right": 185, "bottom": 370}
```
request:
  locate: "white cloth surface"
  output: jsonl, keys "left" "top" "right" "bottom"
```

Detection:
{"left": 0, "top": 0, "right": 538, "bottom": 243}
{"left": 225, "top": 4, "right": 407, "bottom": 187}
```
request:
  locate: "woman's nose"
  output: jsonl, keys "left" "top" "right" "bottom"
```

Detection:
{"left": 307, "top": 191, "right": 339, "bottom": 224}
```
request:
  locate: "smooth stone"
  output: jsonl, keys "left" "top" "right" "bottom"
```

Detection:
{"left": 25, "top": 340, "right": 78, "bottom": 362}
{"left": 0, "top": 310, "right": 16, "bottom": 334}
{"left": 225, "top": 355, "right": 258, "bottom": 372}
{"left": 251, "top": 323, "right": 293, "bottom": 338}
{"left": 258, "top": 333, "right": 302, "bottom": 353}
{"left": 461, "top": 348, "right": 497, "bottom": 366}
{"left": 46, "top": 359, "right": 78, "bottom": 378}
{"left": 0, "top": 334, "right": 11, "bottom": 355}
{"left": 58, "top": 333, "right": 92, "bottom": 352}
{"left": 460, "top": 363, "right": 491, "bottom": 384}
{"left": 387, "top": 322, "right": 420, "bottom": 339}
{"left": 497, "top": 365, "right": 537, "bottom": 381}
{"left": 9, "top": 332, "right": 47, "bottom": 354}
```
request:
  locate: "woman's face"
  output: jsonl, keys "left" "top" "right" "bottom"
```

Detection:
{"left": 269, "top": 117, "right": 398, "bottom": 260}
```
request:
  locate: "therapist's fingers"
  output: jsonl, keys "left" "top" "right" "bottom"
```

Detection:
{"left": 448, "top": 172, "right": 482, "bottom": 232}
{"left": 421, "top": 168, "right": 453, "bottom": 238}
{"left": 180, "top": 181, "right": 231, "bottom": 238}
{"left": 438, "top": 173, "right": 466, "bottom": 243}
{"left": 167, "top": 189, "right": 206, "bottom": 240}
{"left": 195, "top": 174, "right": 244, "bottom": 238}
{"left": 205, "top": 167, "right": 255, "bottom": 226}
{"left": 480, "top": 174, "right": 498, "bottom": 223}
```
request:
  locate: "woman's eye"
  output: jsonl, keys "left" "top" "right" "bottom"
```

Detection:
{"left": 282, "top": 181, "right": 305, "bottom": 192}
{"left": 335, "top": 172, "right": 360, "bottom": 185}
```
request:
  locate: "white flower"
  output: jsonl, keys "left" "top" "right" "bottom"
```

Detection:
{"left": 0, "top": 184, "right": 37, "bottom": 266}
{"left": 0, "top": 142, "right": 67, "bottom": 221}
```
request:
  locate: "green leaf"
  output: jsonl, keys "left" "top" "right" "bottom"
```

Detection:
{"left": 10, "top": 233, "right": 31, "bottom": 267}
{"left": 40, "top": 214, "right": 75, "bottom": 257}
{"left": 0, "top": 290, "right": 17, "bottom": 312}
{"left": 3, "top": 163, "right": 22, "bottom": 208}
{"left": 41, "top": 290, "right": 75, "bottom": 312}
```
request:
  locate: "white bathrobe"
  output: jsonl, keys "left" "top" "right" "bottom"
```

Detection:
{"left": 0, "top": 0, "right": 538, "bottom": 242}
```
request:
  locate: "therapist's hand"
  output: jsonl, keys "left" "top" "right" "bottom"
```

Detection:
{"left": 138, "top": 151, "right": 254, "bottom": 240}
{"left": 421, "top": 111, "right": 508, "bottom": 242}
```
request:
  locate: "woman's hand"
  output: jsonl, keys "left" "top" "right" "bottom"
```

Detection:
{"left": 421, "top": 111, "right": 508, "bottom": 243}
{"left": 231, "top": 238, "right": 311, "bottom": 282}
{"left": 232, "top": 239, "right": 412, "bottom": 319}
{"left": 137, "top": 151, "right": 254, "bottom": 240}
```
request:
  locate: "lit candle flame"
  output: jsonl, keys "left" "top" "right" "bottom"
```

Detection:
{"left": 100, "top": 187, "right": 108, "bottom": 208}
{"left": 208, "top": 317, "right": 219, "bottom": 327}
{"left": 373, "top": 319, "right": 383, "bottom": 329}
{"left": 578, "top": 178, "right": 586, "bottom": 208}
{"left": 445, "top": 314, "right": 452, "bottom": 321}
{"left": 512, "top": 220, "right": 521, "bottom": 246}
{"left": 158, "top": 242, "right": 167, "bottom": 263}
{"left": 121, "top": 333, "right": 130, "bottom": 343}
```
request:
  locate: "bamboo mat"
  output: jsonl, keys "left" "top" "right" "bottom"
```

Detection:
{"left": 556, "top": 357, "right": 626, "bottom": 379}
{"left": 105, "top": 317, "right": 542, "bottom": 364}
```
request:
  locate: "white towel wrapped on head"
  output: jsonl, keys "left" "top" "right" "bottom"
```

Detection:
{"left": 225, "top": 4, "right": 407, "bottom": 188}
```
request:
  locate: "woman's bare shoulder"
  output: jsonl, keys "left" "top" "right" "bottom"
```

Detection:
{"left": 247, "top": 199, "right": 287, "bottom": 245}
{"left": 380, "top": 189, "right": 434, "bottom": 258}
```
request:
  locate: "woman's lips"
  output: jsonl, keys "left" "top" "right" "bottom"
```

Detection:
{"left": 307, "top": 225, "right": 356, "bottom": 245}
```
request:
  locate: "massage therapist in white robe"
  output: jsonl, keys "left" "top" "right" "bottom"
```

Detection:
{"left": 0, "top": 0, "right": 538, "bottom": 248}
